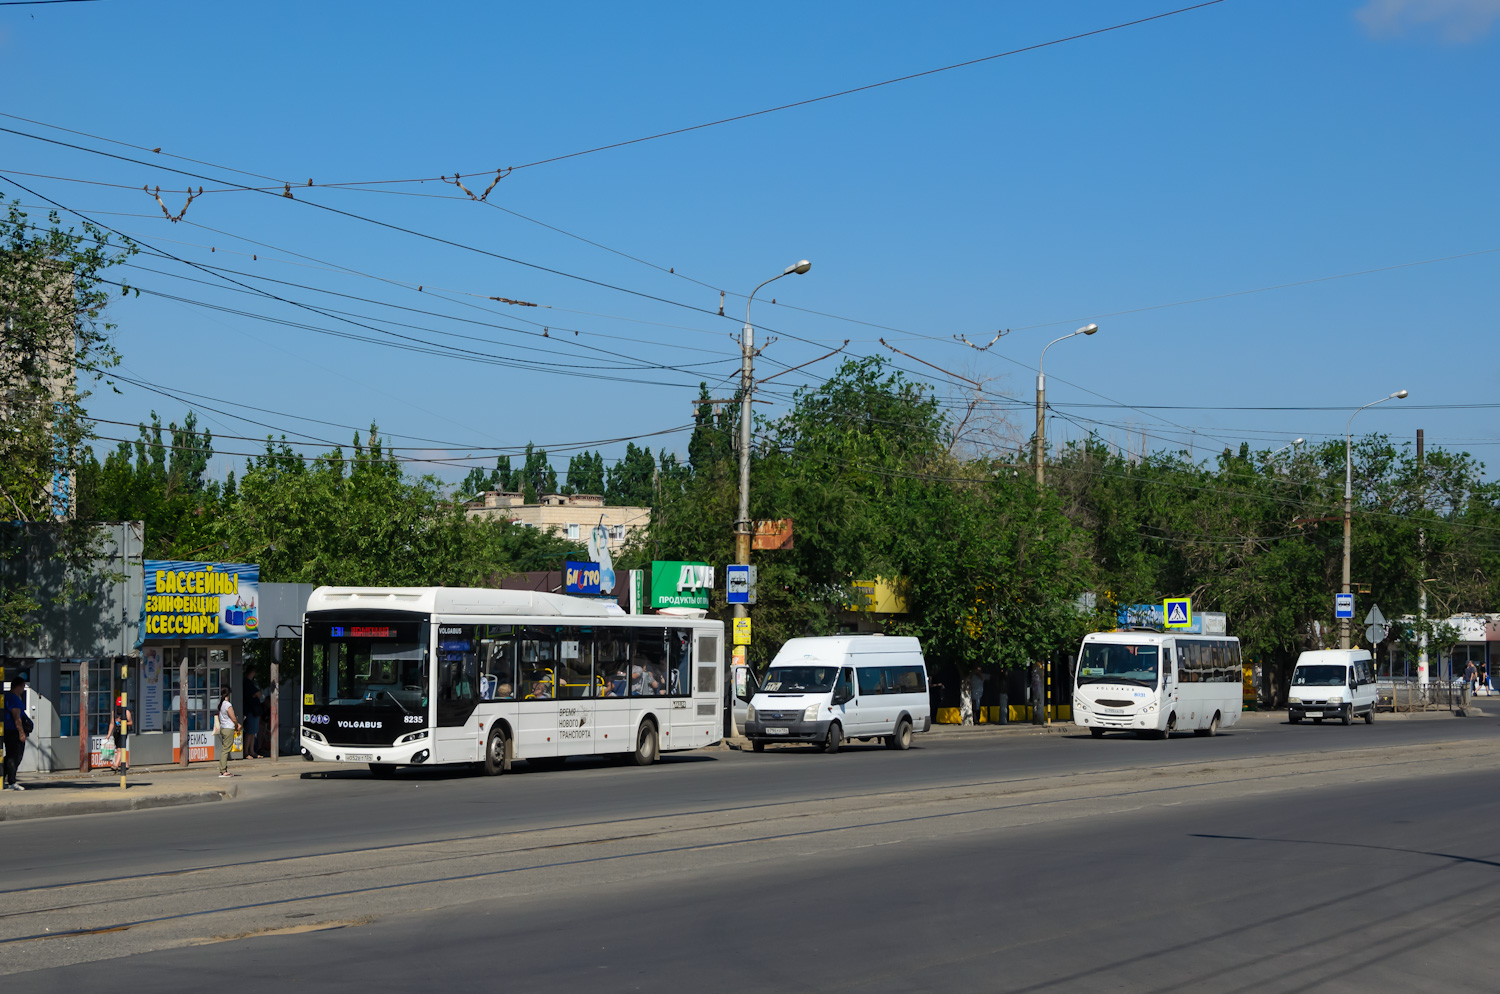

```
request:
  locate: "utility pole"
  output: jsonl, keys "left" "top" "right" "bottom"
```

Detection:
{"left": 734, "top": 261, "right": 810, "bottom": 631}
{"left": 1034, "top": 324, "right": 1098, "bottom": 487}
{"left": 1342, "top": 390, "right": 1407, "bottom": 649}
{"left": 1417, "top": 429, "right": 1428, "bottom": 691}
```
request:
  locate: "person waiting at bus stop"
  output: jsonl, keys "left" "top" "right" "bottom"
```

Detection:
{"left": 216, "top": 688, "right": 240, "bottom": 777}
{"left": 106, "top": 694, "right": 133, "bottom": 774}
{"left": 3, "top": 677, "right": 29, "bottom": 791}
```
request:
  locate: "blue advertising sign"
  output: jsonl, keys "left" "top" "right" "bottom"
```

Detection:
{"left": 1117, "top": 602, "right": 1205, "bottom": 635}
{"left": 142, "top": 560, "right": 259, "bottom": 639}
{"left": 565, "top": 560, "right": 601, "bottom": 595}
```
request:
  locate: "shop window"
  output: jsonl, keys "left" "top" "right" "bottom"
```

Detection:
{"left": 164, "top": 647, "right": 231, "bottom": 732}
{"left": 58, "top": 660, "right": 113, "bottom": 737}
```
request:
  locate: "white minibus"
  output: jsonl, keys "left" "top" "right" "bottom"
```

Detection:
{"left": 299, "top": 587, "right": 723, "bottom": 776}
{"left": 1072, "top": 630, "right": 1242, "bottom": 738}
{"left": 743, "top": 635, "right": 931, "bottom": 753}
{"left": 1288, "top": 649, "right": 1377, "bottom": 725}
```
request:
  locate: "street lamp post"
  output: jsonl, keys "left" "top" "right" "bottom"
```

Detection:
{"left": 735, "top": 261, "right": 811, "bottom": 622}
{"left": 1270, "top": 438, "right": 1306, "bottom": 456}
{"left": 1342, "top": 390, "right": 1408, "bottom": 649}
{"left": 1035, "top": 324, "right": 1098, "bottom": 486}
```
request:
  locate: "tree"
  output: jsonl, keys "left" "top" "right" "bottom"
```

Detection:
{"left": 77, "top": 411, "right": 223, "bottom": 558}
{"left": 606, "top": 443, "right": 657, "bottom": 506}
{"left": 562, "top": 450, "right": 605, "bottom": 496}
{"left": 214, "top": 427, "right": 576, "bottom": 585}
{"left": 457, "top": 455, "right": 514, "bottom": 500}
{"left": 0, "top": 202, "right": 136, "bottom": 640}
{"left": 517, "top": 444, "right": 556, "bottom": 504}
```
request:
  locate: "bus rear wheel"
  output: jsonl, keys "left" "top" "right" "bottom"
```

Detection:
{"left": 631, "top": 722, "right": 658, "bottom": 766}
{"left": 483, "top": 726, "right": 508, "bottom": 776}
{"left": 885, "top": 718, "right": 913, "bottom": 751}
{"left": 1195, "top": 713, "right": 1220, "bottom": 737}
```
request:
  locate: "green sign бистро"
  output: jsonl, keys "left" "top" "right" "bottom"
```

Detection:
{"left": 650, "top": 561, "right": 714, "bottom": 610}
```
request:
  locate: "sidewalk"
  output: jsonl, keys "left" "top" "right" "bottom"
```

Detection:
{"left": 0, "top": 755, "right": 347, "bottom": 823}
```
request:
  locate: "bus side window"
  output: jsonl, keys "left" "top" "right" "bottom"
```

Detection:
{"left": 1161, "top": 648, "right": 1173, "bottom": 683}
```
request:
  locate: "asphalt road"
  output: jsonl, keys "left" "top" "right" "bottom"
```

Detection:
{"left": 6, "top": 714, "right": 1500, "bottom": 991}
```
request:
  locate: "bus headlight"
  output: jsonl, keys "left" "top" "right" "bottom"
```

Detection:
{"left": 747, "top": 706, "right": 756, "bottom": 722}
{"left": 803, "top": 704, "right": 821, "bottom": 721}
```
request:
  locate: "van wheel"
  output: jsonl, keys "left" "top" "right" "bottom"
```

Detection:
{"left": 1364, "top": 707, "right": 1375, "bottom": 725}
{"left": 1289, "top": 713, "right": 1301, "bottom": 724}
{"left": 631, "top": 722, "right": 658, "bottom": 766}
{"left": 1313, "top": 718, "right": 1323, "bottom": 724}
{"left": 369, "top": 763, "right": 396, "bottom": 779}
{"left": 482, "top": 727, "right": 508, "bottom": 776}
{"left": 1341, "top": 710, "right": 1351, "bottom": 726}
{"left": 820, "top": 723, "right": 842, "bottom": 754}
{"left": 1195, "top": 713, "right": 1220, "bottom": 737}
{"left": 886, "top": 718, "right": 913, "bottom": 751}
{"left": 1090, "top": 728, "right": 1106, "bottom": 738}
{"left": 751, "top": 739, "right": 766, "bottom": 753}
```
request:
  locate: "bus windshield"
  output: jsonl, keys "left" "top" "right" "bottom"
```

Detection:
{"left": 1077, "top": 643, "right": 1160, "bottom": 687}
{"left": 1292, "top": 665, "right": 1347, "bottom": 687}
{"left": 304, "top": 621, "right": 428, "bottom": 712}
{"left": 761, "top": 666, "right": 839, "bottom": 694}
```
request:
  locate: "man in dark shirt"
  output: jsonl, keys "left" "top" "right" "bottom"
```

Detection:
{"left": 242, "top": 665, "right": 264, "bottom": 760}
{"left": 4, "top": 678, "right": 28, "bottom": 790}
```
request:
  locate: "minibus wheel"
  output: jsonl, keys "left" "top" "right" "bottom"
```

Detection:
{"left": 820, "top": 722, "right": 842, "bottom": 754}
{"left": 483, "top": 726, "right": 508, "bottom": 776}
{"left": 1364, "top": 708, "right": 1374, "bottom": 725}
{"left": 752, "top": 739, "right": 766, "bottom": 753}
{"left": 1090, "top": 728, "right": 1105, "bottom": 738}
{"left": 886, "top": 717, "right": 913, "bottom": 751}
{"left": 369, "top": 763, "right": 396, "bottom": 779}
{"left": 1341, "top": 710, "right": 1351, "bottom": 726}
{"left": 1195, "top": 713, "right": 1220, "bottom": 737}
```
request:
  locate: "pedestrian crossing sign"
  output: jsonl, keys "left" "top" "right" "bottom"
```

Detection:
{"left": 1163, "top": 597, "right": 1193, "bottom": 629}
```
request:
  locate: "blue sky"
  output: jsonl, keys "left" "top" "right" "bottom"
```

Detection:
{"left": 2, "top": 0, "right": 1497, "bottom": 484}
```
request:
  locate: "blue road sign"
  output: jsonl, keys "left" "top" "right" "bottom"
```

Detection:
{"left": 1335, "top": 593, "right": 1354, "bottom": 619}
{"left": 726, "top": 564, "right": 751, "bottom": 604}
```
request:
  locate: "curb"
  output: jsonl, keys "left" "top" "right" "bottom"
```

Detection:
{"left": 0, "top": 785, "right": 233, "bottom": 823}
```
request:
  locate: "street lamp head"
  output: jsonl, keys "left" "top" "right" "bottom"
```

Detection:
{"left": 1294, "top": 438, "right": 1305, "bottom": 446}
{"left": 1078, "top": 323, "right": 1099, "bottom": 336}
{"left": 1392, "top": 389, "right": 1408, "bottom": 399}
{"left": 785, "top": 260, "right": 812, "bottom": 276}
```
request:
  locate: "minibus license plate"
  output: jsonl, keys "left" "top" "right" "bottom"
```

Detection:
{"left": 1304, "top": 712, "right": 1322, "bottom": 718}
{"left": 346, "top": 753, "right": 373, "bottom": 762}
{"left": 764, "top": 727, "right": 789, "bottom": 735}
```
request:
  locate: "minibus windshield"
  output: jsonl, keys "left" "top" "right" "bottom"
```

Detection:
{"left": 1292, "top": 665, "right": 1347, "bottom": 687}
{"left": 761, "top": 666, "right": 839, "bottom": 694}
{"left": 1076, "top": 643, "right": 1159, "bottom": 687}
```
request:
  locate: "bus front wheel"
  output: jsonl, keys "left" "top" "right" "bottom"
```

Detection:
{"left": 483, "top": 726, "right": 508, "bottom": 776}
{"left": 1090, "top": 727, "right": 1106, "bottom": 738}
{"left": 632, "top": 722, "right": 658, "bottom": 766}
{"left": 369, "top": 763, "right": 396, "bottom": 779}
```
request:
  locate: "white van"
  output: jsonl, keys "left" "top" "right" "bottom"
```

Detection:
{"left": 1288, "top": 649, "right": 1377, "bottom": 725}
{"left": 744, "top": 635, "right": 931, "bottom": 753}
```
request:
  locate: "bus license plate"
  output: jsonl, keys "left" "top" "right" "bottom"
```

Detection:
{"left": 1304, "top": 712, "right": 1322, "bottom": 719}
{"left": 764, "top": 727, "right": 789, "bottom": 735}
{"left": 345, "top": 753, "right": 373, "bottom": 762}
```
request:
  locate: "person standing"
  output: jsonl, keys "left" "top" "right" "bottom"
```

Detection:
{"left": 106, "top": 694, "right": 133, "bottom": 774}
{"left": 3, "top": 678, "right": 28, "bottom": 791}
{"left": 215, "top": 688, "right": 240, "bottom": 778}
{"left": 1464, "top": 657, "right": 1478, "bottom": 697}
{"left": 241, "top": 665, "right": 263, "bottom": 760}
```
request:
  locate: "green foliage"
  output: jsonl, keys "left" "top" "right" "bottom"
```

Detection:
{"left": 77, "top": 412, "right": 223, "bottom": 558}
{"left": 0, "top": 202, "right": 136, "bottom": 640}
{"left": 517, "top": 443, "right": 556, "bottom": 504}
{"left": 606, "top": 442, "right": 657, "bottom": 506}
{"left": 215, "top": 427, "right": 575, "bottom": 585}
{"left": 562, "top": 451, "right": 606, "bottom": 496}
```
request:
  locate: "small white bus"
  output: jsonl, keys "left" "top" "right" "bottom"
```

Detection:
{"left": 298, "top": 587, "right": 724, "bottom": 776}
{"left": 1072, "top": 629, "right": 1242, "bottom": 738}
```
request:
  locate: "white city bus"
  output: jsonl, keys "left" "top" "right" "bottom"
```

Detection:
{"left": 298, "top": 587, "right": 724, "bottom": 776}
{"left": 1072, "top": 629, "right": 1242, "bottom": 738}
